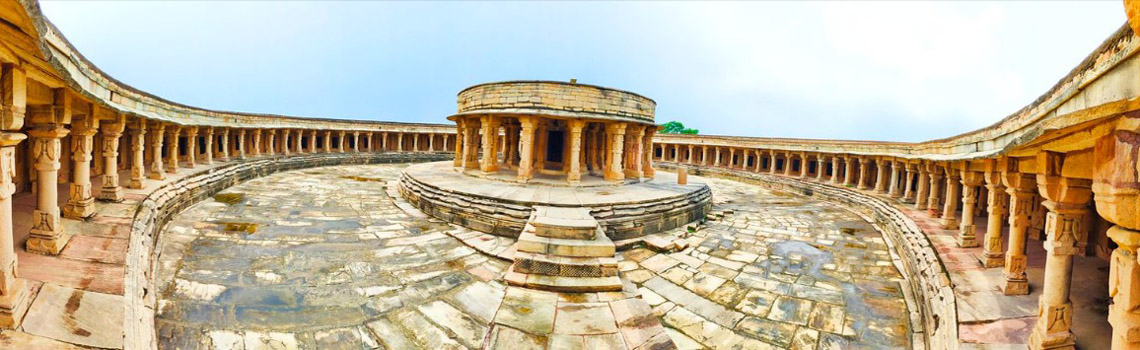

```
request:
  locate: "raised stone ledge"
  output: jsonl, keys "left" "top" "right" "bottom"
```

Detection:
{"left": 122, "top": 152, "right": 451, "bottom": 350}
{"left": 657, "top": 163, "right": 958, "bottom": 350}
{"left": 398, "top": 170, "right": 711, "bottom": 242}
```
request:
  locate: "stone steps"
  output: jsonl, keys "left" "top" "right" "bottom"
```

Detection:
{"left": 515, "top": 227, "right": 616, "bottom": 258}
{"left": 504, "top": 271, "right": 623, "bottom": 293}
{"left": 506, "top": 206, "right": 623, "bottom": 292}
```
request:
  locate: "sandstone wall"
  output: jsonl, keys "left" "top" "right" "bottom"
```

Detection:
{"left": 122, "top": 153, "right": 451, "bottom": 350}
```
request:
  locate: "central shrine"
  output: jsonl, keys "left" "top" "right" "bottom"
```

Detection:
{"left": 400, "top": 81, "right": 711, "bottom": 292}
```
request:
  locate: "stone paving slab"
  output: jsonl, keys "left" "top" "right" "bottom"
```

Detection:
{"left": 22, "top": 283, "right": 124, "bottom": 349}
{"left": 151, "top": 164, "right": 916, "bottom": 350}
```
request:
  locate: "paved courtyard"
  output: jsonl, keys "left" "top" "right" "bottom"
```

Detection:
{"left": 154, "top": 164, "right": 910, "bottom": 350}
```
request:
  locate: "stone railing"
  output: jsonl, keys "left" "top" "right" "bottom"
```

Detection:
{"left": 657, "top": 163, "right": 957, "bottom": 350}
{"left": 122, "top": 152, "right": 451, "bottom": 350}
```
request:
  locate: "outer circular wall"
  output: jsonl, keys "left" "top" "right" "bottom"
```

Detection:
{"left": 453, "top": 81, "right": 657, "bottom": 124}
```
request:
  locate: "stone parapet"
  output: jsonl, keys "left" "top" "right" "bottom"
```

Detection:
{"left": 659, "top": 163, "right": 958, "bottom": 350}
{"left": 453, "top": 81, "right": 655, "bottom": 124}
{"left": 121, "top": 152, "right": 449, "bottom": 350}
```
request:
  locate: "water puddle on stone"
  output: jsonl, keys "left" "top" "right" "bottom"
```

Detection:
{"left": 213, "top": 193, "right": 246, "bottom": 206}
{"left": 407, "top": 218, "right": 451, "bottom": 234}
{"left": 219, "top": 222, "right": 260, "bottom": 234}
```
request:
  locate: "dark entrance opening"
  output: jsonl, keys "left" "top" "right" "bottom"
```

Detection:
{"left": 546, "top": 130, "right": 564, "bottom": 170}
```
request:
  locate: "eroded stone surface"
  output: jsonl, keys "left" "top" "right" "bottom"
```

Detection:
{"left": 155, "top": 164, "right": 911, "bottom": 350}
{"left": 631, "top": 177, "right": 912, "bottom": 350}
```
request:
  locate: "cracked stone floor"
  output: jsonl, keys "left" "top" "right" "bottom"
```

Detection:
{"left": 154, "top": 164, "right": 911, "bottom": 350}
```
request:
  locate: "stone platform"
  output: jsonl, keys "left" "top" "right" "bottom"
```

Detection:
{"left": 399, "top": 161, "right": 711, "bottom": 241}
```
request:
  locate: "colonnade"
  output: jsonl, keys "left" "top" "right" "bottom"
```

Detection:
{"left": 0, "top": 65, "right": 456, "bottom": 326}
{"left": 452, "top": 115, "right": 655, "bottom": 184}
{"left": 652, "top": 139, "right": 1139, "bottom": 350}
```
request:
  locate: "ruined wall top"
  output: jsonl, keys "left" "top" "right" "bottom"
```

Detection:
{"left": 451, "top": 81, "right": 656, "bottom": 125}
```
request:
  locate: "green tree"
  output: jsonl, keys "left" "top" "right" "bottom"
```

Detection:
{"left": 659, "top": 121, "right": 698, "bottom": 134}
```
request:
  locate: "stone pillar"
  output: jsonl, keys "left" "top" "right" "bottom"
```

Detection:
{"left": 62, "top": 114, "right": 98, "bottom": 219}
{"left": 264, "top": 129, "right": 275, "bottom": 156}
{"left": 1002, "top": 170, "right": 1036, "bottom": 295}
{"left": 685, "top": 145, "right": 693, "bottom": 164}
{"left": 184, "top": 126, "right": 198, "bottom": 166}
{"left": 127, "top": 120, "right": 146, "bottom": 189}
{"left": 816, "top": 156, "right": 826, "bottom": 180}
{"left": 1093, "top": 122, "right": 1140, "bottom": 350}
{"left": 604, "top": 122, "right": 627, "bottom": 181}
{"left": 874, "top": 159, "right": 889, "bottom": 193}
{"left": 0, "top": 129, "right": 28, "bottom": 327}
{"left": 1027, "top": 152, "right": 1091, "bottom": 350}
{"left": 624, "top": 126, "right": 644, "bottom": 179}
{"left": 148, "top": 122, "right": 167, "bottom": 180}
{"left": 97, "top": 115, "right": 126, "bottom": 202}
{"left": 454, "top": 122, "right": 466, "bottom": 167}
{"left": 916, "top": 163, "right": 930, "bottom": 209}
{"left": 294, "top": 130, "right": 304, "bottom": 154}
{"left": 799, "top": 152, "right": 808, "bottom": 177}
{"left": 1109, "top": 229, "right": 1140, "bottom": 350}
{"left": 888, "top": 161, "right": 902, "bottom": 197}
{"left": 927, "top": 165, "right": 944, "bottom": 216}
{"left": 463, "top": 123, "right": 480, "bottom": 170}
{"left": 218, "top": 128, "right": 230, "bottom": 160}
{"left": 26, "top": 105, "right": 71, "bottom": 255}
{"left": 479, "top": 116, "right": 500, "bottom": 173}
{"left": 857, "top": 158, "right": 871, "bottom": 190}
{"left": 233, "top": 129, "right": 245, "bottom": 159}
{"left": 250, "top": 129, "right": 262, "bottom": 157}
{"left": 981, "top": 159, "right": 1010, "bottom": 268}
{"left": 713, "top": 147, "right": 722, "bottom": 168}
{"left": 0, "top": 64, "right": 28, "bottom": 326}
{"left": 396, "top": 132, "right": 404, "bottom": 152}
{"left": 784, "top": 152, "right": 794, "bottom": 176}
{"left": 164, "top": 125, "right": 181, "bottom": 173}
{"left": 201, "top": 127, "right": 215, "bottom": 165}
{"left": 516, "top": 117, "right": 536, "bottom": 182}
{"left": 832, "top": 156, "right": 842, "bottom": 184}
{"left": 942, "top": 170, "right": 962, "bottom": 229}
{"left": 902, "top": 164, "right": 917, "bottom": 203}
{"left": 296, "top": 130, "right": 305, "bottom": 153}
{"left": 641, "top": 129, "right": 655, "bottom": 179}
{"left": 700, "top": 147, "right": 708, "bottom": 166}
{"left": 567, "top": 120, "right": 585, "bottom": 184}
{"left": 844, "top": 157, "right": 856, "bottom": 186}
{"left": 958, "top": 171, "right": 983, "bottom": 248}
{"left": 309, "top": 131, "right": 319, "bottom": 153}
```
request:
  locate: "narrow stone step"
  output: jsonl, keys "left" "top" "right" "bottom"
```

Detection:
{"left": 504, "top": 270, "right": 623, "bottom": 293}
{"left": 511, "top": 251, "right": 618, "bottom": 277}
{"left": 515, "top": 228, "right": 615, "bottom": 258}
{"left": 530, "top": 206, "right": 598, "bottom": 240}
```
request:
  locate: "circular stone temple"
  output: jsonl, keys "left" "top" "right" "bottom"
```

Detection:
{"left": 449, "top": 80, "right": 657, "bottom": 184}
{"left": 401, "top": 81, "right": 711, "bottom": 292}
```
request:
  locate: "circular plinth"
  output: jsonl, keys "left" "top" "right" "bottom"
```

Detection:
{"left": 399, "top": 161, "right": 711, "bottom": 241}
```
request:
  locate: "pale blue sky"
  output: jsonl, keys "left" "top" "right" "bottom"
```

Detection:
{"left": 39, "top": 1, "right": 1124, "bottom": 142}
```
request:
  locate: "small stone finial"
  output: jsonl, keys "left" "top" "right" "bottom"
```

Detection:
{"left": 677, "top": 167, "right": 688, "bottom": 185}
{"left": 570, "top": 79, "right": 578, "bottom": 84}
